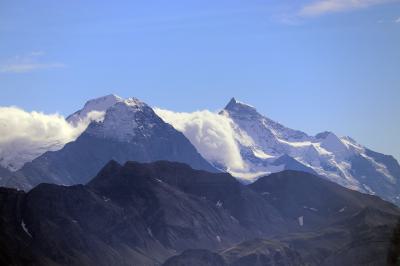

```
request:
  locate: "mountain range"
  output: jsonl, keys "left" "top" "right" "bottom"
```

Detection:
{"left": 0, "top": 161, "right": 398, "bottom": 265}
{"left": 1, "top": 94, "right": 400, "bottom": 265}
{"left": 1, "top": 94, "right": 398, "bottom": 207}
{"left": 2, "top": 96, "right": 216, "bottom": 190}
{"left": 217, "top": 98, "right": 400, "bottom": 205}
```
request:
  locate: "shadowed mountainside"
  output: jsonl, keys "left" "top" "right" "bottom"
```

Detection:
{"left": 0, "top": 161, "right": 399, "bottom": 265}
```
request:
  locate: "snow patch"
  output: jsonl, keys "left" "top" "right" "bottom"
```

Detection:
{"left": 362, "top": 184, "right": 376, "bottom": 195}
{"left": 252, "top": 149, "right": 274, "bottom": 159}
{"left": 21, "top": 219, "right": 32, "bottom": 237}
{"left": 298, "top": 216, "right": 304, "bottom": 226}
{"left": 147, "top": 228, "right": 154, "bottom": 238}
{"left": 303, "top": 206, "right": 318, "bottom": 212}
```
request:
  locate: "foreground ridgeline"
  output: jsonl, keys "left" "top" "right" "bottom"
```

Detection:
{"left": 0, "top": 161, "right": 398, "bottom": 265}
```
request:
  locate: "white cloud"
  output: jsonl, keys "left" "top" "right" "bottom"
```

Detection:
{"left": 299, "top": 0, "right": 397, "bottom": 17}
{"left": 395, "top": 17, "right": 400, "bottom": 22}
{"left": 0, "top": 52, "right": 65, "bottom": 74}
{"left": 0, "top": 107, "right": 104, "bottom": 171}
{"left": 154, "top": 108, "right": 247, "bottom": 172}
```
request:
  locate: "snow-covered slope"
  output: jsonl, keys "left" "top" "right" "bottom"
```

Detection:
{"left": 219, "top": 98, "right": 400, "bottom": 204}
{"left": 67, "top": 94, "right": 122, "bottom": 125}
{"left": 85, "top": 98, "right": 157, "bottom": 142}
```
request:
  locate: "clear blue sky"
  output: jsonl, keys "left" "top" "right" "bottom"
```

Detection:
{"left": 0, "top": 0, "right": 399, "bottom": 160}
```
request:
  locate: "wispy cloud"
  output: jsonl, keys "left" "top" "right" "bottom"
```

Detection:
{"left": 395, "top": 17, "right": 400, "bottom": 22}
{"left": 298, "top": 0, "right": 397, "bottom": 17}
{"left": 0, "top": 52, "right": 65, "bottom": 74}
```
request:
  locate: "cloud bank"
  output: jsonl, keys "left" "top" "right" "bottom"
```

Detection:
{"left": 154, "top": 108, "right": 246, "bottom": 172}
{"left": 299, "top": 0, "right": 396, "bottom": 17}
{"left": 0, "top": 107, "right": 104, "bottom": 171}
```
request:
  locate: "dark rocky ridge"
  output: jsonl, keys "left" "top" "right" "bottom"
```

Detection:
{"left": 95, "top": 161, "right": 286, "bottom": 235}
{"left": 163, "top": 249, "right": 227, "bottom": 266}
{"left": 249, "top": 170, "right": 399, "bottom": 231}
{"left": 0, "top": 161, "right": 399, "bottom": 265}
{"left": 163, "top": 169, "right": 400, "bottom": 265}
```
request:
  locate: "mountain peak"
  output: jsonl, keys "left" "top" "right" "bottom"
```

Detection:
{"left": 223, "top": 97, "right": 258, "bottom": 116}
{"left": 67, "top": 94, "right": 123, "bottom": 125}
{"left": 84, "top": 94, "right": 122, "bottom": 106}
{"left": 85, "top": 97, "right": 160, "bottom": 142}
{"left": 226, "top": 97, "right": 237, "bottom": 107}
{"left": 315, "top": 131, "right": 335, "bottom": 139}
{"left": 80, "top": 94, "right": 123, "bottom": 112}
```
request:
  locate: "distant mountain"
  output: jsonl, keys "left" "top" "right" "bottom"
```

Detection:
{"left": 0, "top": 161, "right": 398, "bottom": 265}
{"left": 215, "top": 97, "right": 400, "bottom": 205}
{"left": 4, "top": 97, "right": 216, "bottom": 190}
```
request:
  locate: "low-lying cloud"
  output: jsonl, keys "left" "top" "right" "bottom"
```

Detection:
{"left": 154, "top": 108, "right": 246, "bottom": 172}
{"left": 0, "top": 107, "right": 104, "bottom": 171}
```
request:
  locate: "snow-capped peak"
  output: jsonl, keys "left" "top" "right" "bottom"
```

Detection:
{"left": 222, "top": 98, "right": 308, "bottom": 143}
{"left": 67, "top": 94, "right": 123, "bottom": 125}
{"left": 223, "top": 97, "right": 259, "bottom": 118}
{"left": 207, "top": 97, "right": 400, "bottom": 204}
{"left": 85, "top": 97, "right": 161, "bottom": 142}
{"left": 83, "top": 94, "right": 122, "bottom": 108}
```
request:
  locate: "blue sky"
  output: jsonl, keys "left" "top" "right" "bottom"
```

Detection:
{"left": 0, "top": 0, "right": 399, "bottom": 160}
